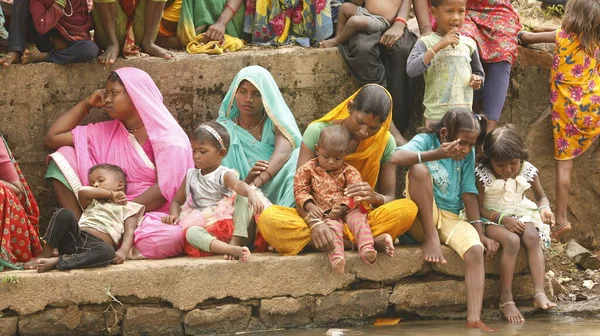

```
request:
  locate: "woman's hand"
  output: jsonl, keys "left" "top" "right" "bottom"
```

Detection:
{"left": 85, "top": 89, "right": 107, "bottom": 108}
{"left": 161, "top": 215, "right": 178, "bottom": 224}
{"left": 380, "top": 24, "right": 405, "bottom": 48}
{"left": 503, "top": 216, "right": 526, "bottom": 235}
{"left": 245, "top": 160, "right": 269, "bottom": 185}
{"left": 540, "top": 208, "right": 555, "bottom": 226}
{"left": 311, "top": 222, "right": 335, "bottom": 252}
{"left": 344, "top": 182, "right": 380, "bottom": 204}
{"left": 205, "top": 22, "right": 226, "bottom": 43}
{"left": 306, "top": 202, "right": 324, "bottom": 220}
{"left": 481, "top": 236, "right": 499, "bottom": 259}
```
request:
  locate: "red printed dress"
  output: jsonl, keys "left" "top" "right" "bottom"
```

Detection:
{"left": 461, "top": 0, "right": 522, "bottom": 65}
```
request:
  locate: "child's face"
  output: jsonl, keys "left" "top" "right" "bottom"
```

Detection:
{"left": 89, "top": 168, "right": 123, "bottom": 192}
{"left": 491, "top": 158, "right": 522, "bottom": 180}
{"left": 345, "top": 109, "right": 383, "bottom": 141}
{"left": 235, "top": 80, "right": 264, "bottom": 117}
{"left": 191, "top": 139, "right": 225, "bottom": 170}
{"left": 431, "top": 0, "right": 466, "bottom": 35}
{"left": 104, "top": 80, "right": 135, "bottom": 121}
{"left": 440, "top": 128, "right": 479, "bottom": 161}
{"left": 315, "top": 142, "right": 346, "bottom": 174}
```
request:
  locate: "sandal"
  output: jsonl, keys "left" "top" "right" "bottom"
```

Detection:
{"left": 517, "top": 31, "right": 529, "bottom": 48}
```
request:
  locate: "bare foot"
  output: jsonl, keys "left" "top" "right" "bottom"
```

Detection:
{"left": 23, "top": 259, "right": 38, "bottom": 270}
{"left": 534, "top": 293, "right": 557, "bottom": 310}
{"left": 499, "top": 301, "right": 525, "bottom": 324}
{"left": 374, "top": 233, "right": 395, "bottom": 257}
{"left": 332, "top": 258, "right": 345, "bottom": 274}
{"left": 98, "top": 44, "right": 120, "bottom": 64}
{"left": 239, "top": 246, "right": 250, "bottom": 262}
{"left": 466, "top": 320, "right": 497, "bottom": 332}
{"left": 37, "top": 257, "right": 59, "bottom": 273}
{"left": 142, "top": 42, "right": 173, "bottom": 59}
{"left": 319, "top": 38, "right": 339, "bottom": 48}
{"left": 21, "top": 49, "right": 48, "bottom": 64}
{"left": 360, "top": 247, "right": 377, "bottom": 264}
{"left": 0, "top": 51, "right": 21, "bottom": 67}
{"left": 422, "top": 236, "right": 447, "bottom": 264}
{"left": 551, "top": 221, "right": 571, "bottom": 241}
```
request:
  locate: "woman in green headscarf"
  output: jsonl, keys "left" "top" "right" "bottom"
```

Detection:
{"left": 217, "top": 65, "right": 301, "bottom": 208}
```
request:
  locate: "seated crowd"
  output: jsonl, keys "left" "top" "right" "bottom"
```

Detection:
{"left": 1, "top": 0, "right": 599, "bottom": 331}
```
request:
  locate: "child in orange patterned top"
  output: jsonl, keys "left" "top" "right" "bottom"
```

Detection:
{"left": 294, "top": 125, "right": 378, "bottom": 274}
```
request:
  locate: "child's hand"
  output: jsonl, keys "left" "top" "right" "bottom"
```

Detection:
{"left": 540, "top": 208, "right": 555, "bottom": 226}
{"left": 481, "top": 236, "right": 499, "bottom": 259}
{"left": 248, "top": 192, "right": 264, "bottom": 216}
{"left": 469, "top": 74, "right": 482, "bottom": 90}
{"left": 440, "top": 28, "right": 460, "bottom": 49}
{"left": 111, "top": 191, "right": 127, "bottom": 205}
{"left": 436, "top": 139, "right": 461, "bottom": 159}
{"left": 329, "top": 205, "right": 348, "bottom": 220}
{"left": 86, "top": 89, "right": 107, "bottom": 108}
{"left": 162, "top": 215, "right": 178, "bottom": 224}
{"left": 305, "top": 203, "right": 324, "bottom": 220}
{"left": 503, "top": 216, "right": 526, "bottom": 235}
{"left": 113, "top": 250, "right": 127, "bottom": 264}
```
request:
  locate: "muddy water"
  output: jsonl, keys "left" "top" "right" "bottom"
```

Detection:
{"left": 274, "top": 316, "right": 600, "bottom": 336}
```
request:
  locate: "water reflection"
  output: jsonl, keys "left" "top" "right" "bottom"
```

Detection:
{"left": 274, "top": 316, "right": 600, "bottom": 336}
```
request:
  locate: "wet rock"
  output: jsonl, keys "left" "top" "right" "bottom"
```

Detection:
{"left": 183, "top": 305, "right": 251, "bottom": 335}
{"left": 122, "top": 307, "right": 182, "bottom": 336}
{"left": 18, "top": 306, "right": 104, "bottom": 336}
{"left": 314, "top": 290, "right": 388, "bottom": 325}
{"left": 0, "top": 317, "right": 18, "bottom": 336}
{"left": 259, "top": 296, "right": 314, "bottom": 328}
{"left": 565, "top": 240, "right": 600, "bottom": 270}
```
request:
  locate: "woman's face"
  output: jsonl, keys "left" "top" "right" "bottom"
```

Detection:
{"left": 235, "top": 80, "right": 264, "bottom": 117}
{"left": 104, "top": 80, "right": 135, "bottom": 120}
{"left": 344, "top": 110, "right": 384, "bottom": 141}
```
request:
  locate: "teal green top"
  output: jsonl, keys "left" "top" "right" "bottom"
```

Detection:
{"left": 217, "top": 66, "right": 302, "bottom": 207}
{"left": 302, "top": 121, "right": 396, "bottom": 163}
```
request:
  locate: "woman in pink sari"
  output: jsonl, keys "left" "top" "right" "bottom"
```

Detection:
{"left": 44, "top": 67, "right": 193, "bottom": 259}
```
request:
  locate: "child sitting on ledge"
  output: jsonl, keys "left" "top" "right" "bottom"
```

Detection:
{"left": 37, "top": 164, "right": 144, "bottom": 272}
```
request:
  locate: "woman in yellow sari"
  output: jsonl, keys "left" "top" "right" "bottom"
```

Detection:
{"left": 257, "top": 84, "right": 418, "bottom": 256}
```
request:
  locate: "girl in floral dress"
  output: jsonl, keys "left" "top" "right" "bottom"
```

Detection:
{"left": 519, "top": 0, "right": 600, "bottom": 240}
{"left": 460, "top": 0, "right": 522, "bottom": 130}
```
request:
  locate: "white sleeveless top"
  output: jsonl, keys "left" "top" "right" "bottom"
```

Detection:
{"left": 184, "top": 166, "right": 238, "bottom": 210}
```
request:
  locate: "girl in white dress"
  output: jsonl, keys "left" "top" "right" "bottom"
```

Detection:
{"left": 475, "top": 126, "right": 556, "bottom": 324}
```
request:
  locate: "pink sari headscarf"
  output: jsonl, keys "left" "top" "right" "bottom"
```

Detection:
{"left": 49, "top": 67, "right": 193, "bottom": 259}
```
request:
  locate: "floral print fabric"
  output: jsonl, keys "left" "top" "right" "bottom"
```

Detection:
{"left": 244, "top": 0, "right": 332, "bottom": 46}
{"left": 460, "top": 0, "right": 521, "bottom": 65}
{"left": 551, "top": 28, "right": 600, "bottom": 160}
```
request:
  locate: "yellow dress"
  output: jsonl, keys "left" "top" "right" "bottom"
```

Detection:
{"left": 551, "top": 28, "right": 600, "bottom": 160}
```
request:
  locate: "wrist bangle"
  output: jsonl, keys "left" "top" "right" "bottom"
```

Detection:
{"left": 256, "top": 176, "right": 264, "bottom": 187}
{"left": 263, "top": 170, "right": 273, "bottom": 180}
{"left": 538, "top": 205, "right": 550, "bottom": 213}
{"left": 394, "top": 17, "right": 407, "bottom": 26}
{"left": 498, "top": 213, "right": 506, "bottom": 225}
{"left": 309, "top": 221, "right": 325, "bottom": 231}
{"left": 469, "top": 219, "right": 484, "bottom": 225}
{"left": 224, "top": 3, "right": 237, "bottom": 15}
{"left": 417, "top": 151, "right": 422, "bottom": 163}
{"left": 81, "top": 100, "right": 89, "bottom": 114}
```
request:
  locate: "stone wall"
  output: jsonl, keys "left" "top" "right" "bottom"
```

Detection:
{"left": 1, "top": 246, "right": 544, "bottom": 336}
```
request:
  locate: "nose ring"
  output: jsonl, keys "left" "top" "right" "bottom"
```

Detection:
{"left": 250, "top": 98, "right": 254, "bottom": 103}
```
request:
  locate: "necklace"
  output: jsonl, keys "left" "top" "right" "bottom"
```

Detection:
{"left": 63, "top": 0, "right": 73, "bottom": 17}
{"left": 127, "top": 124, "right": 145, "bottom": 133}
{"left": 237, "top": 112, "right": 266, "bottom": 134}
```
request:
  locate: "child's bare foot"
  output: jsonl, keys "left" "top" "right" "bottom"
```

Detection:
{"left": 22, "top": 259, "right": 38, "bottom": 270}
{"left": 499, "top": 301, "right": 525, "bottom": 323}
{"left": 374, "top": 233, "right": 394, "bottom": 257}
{"left": 98, "top": 44, "right": 120, "bottom": 64}
{"left": 319, "top": 38, "right": 339, "bottom": 48}
{"left": 551, "top": 221, "right": 571, "bottom": 241}
{"left": 332, "top": 258, "right": 345, "bottom": 274}
{"left": 142, "top": 42, "right": 174, "bottom": 59}
{"left": 37, "top": 257, "right": 59, "bottom": 273}
{"left": 360, "top": 247, "right": 377, "bottom": 264}
{"left": 0, "top": 51, "right": 21, "bottom": 67}
{"left": 534, "top": 292, "right": 557, "bottom": 310}
{"left": 466, "top": 320, "right": 497, "bottom": 332}
{"left": 21, "top": 49, "right": 48, "bottom": 64}
{"left": 422, "top": 236, "right": 447, "bottom": 264}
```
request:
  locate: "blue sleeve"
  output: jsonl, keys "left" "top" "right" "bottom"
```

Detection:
{"left": 461, "top": 149, "right": 478, "bottom": 195}
{"left": 398, "top": 133, "right": 433, "bottom": 153}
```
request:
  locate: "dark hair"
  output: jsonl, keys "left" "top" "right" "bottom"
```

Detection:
{"left": 318, "top": 125, "right": 351, "bottom": 151}
{"left": 426, "top": 108, "right": 488, "bottom": 147}
{"left": 350, "top": 85, "right": 392, "bottom": 123}
{"left": 107, "top": 71, "right": 124, "bottom": 85}
{"left": 480, "top": 125, "right": 529, "bottom": 168}
{"left": 562, "top": 0, "right": 600, "bottom": 57}
{"left": 192, "top": 121, "right": 231, "bottom": 151}
{"left": 89, "top": 163, "right": 127, "bottom": 192}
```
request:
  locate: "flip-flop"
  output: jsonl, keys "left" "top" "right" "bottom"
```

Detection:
{"left": 517, "top": 31, "right": 529, "bottom": 48}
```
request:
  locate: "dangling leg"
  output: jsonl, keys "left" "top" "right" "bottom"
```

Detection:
{"left": 346, "top": 208, "right": 377, "bottom": 264}
{"left": 324, "top": 219, "right": 345, "bottom": 273}
{"left": 554, "top": 159, "right": 573, "bottom": 240}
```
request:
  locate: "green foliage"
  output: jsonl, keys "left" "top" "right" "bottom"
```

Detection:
{"left": 1, "top": 274, "right": 19, "bottom": 284}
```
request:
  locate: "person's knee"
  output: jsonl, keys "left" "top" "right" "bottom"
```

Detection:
{"left": 346, "top": 16, "right": 369, "bottom": 31}
{"left": 340, "top": 2, "right": 357, "bottom": 15}
{"left": 54, "top": 208, "right": 77, "bottom": 223}
{"left": 408, "top": 164, "right": 431, "bottom": 183}
{"left": 80, "top": 42, "right": 100, "bottom": 61}
{"left": 522, "top": 227, "right": 540, "bottom": 249}
{"left": 98, "top": 243, "right": 116, "bottom": 260}
{"left": 464, "top": 244, "right": 484, "bottom": 263}
{"left": 503, "top": 232, "right": 521, "bottom": 254}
